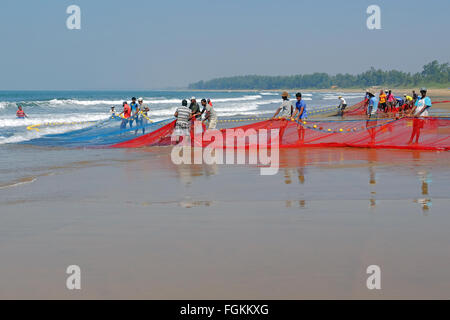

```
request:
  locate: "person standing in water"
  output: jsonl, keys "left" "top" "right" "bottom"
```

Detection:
{"left": 201, "top": 98, "right": 217, "bottom": 130}
{"left": 16, "top": 105, "right": 28, "bottom": 118}
{"left": 119, "top": 101, "right": 131, "bottom": 129}
{"left": 129, "top": 97, "right": 139, "bottom": 127}
{"left": 273, "top": 91, "right": 293, "bottom": 119}
{"left": 173, "top": 99, "right": 193, "bottom": 143}
{"left": 136, "top": 97, "right": 149, "bottom": 134}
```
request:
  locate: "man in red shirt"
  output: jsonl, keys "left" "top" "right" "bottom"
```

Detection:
{"left": 119, "top": 101, "right": 131, "bottom": 129}
{"left": 16, "top": 105, "right": 28, "bottom": 118}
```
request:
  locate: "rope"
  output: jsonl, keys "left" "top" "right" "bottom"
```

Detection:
{"left": 26, "top": 120, "right": 99, "bottom": 132}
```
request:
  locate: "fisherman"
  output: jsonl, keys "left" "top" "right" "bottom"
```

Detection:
{"left": 408, "top": 88, "right": 431, "bottom": 144}
{"left": 403, "top": 94, "right": 414, "bottom": 112}
{"left": 379, "top": 90, "right": 387, "bottom": 113}
{"left": 201, "top": 98, "right": 217, "bottom": 130}
{"left": 16, "top": 105, "right": 28, "bottom": 119}
{"left": 272, "top": 91, "right": 293, "bottom": 119}
{"left": 367, "top": 91, "right": 378, "bottom": 118}
{"left": 387, "top": 90, "right": 396, "bottom": 113}
{"left": 412, "top": 90, "right": 418, "bottom": 103}
{"left": 404, "top": 94, "right": 413, "bottom": 104}
{"left": 136, "top": 97, "right": 149, "bottom": 135}
{"left": 173, "top": 99, "right": 193, "bottom": 143}
{"left": 119, "top": 101, "right": 131, "bottom": 129}
{"left": 292, "top": 92, "right": 307, "bottom": 142}
{"left": 130, "top": 97, "right": 139, "bottom": 126}
{"left": 412, "top": 88, "right": 432, "bottom": 117}
{"left": 189, "top": 97, "right": 202, "bottom": 120}
{"left": 292, "top": 92, "right": 307, "bottom": 121}
{"left": 395, "top": 96, "right": 404, "bottom": 112}
{"left": 110, "top": 106, "right": 117, "bottom": 117}
{"left": 337, "top": 95, "right": 347, "bottom": 115}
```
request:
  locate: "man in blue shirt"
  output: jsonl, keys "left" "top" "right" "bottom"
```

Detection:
{"left": 367, "top": 92, "right": 378, "bottom": 118}
{"left": 292, "top": 92, "right": 307, "bottom": 142}
{"left": 129, "top": 97, "right": 139, "bottom": 127}
{"left": 413, "top": 88, "right": 432, "bottom": 117}
{"left": 293, "top": 92, "right": 307, "bottom": 120}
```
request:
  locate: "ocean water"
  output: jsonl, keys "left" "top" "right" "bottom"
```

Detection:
{"left": 0, "top": 90, "right": 364, "bottom": 187}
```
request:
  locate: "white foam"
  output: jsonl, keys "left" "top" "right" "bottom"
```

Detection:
{"left": 0, "top": 114, "right": 110, "bottom": 128}
{"left": 40, "top": 95, "right": 264, "bottom": 107}
{"left": 0, "top": 177, "right": 37, "bottom": 190}
{"left": 0, "top": 101, "right": 16, "bottom": 110}
{"left": 0, "top": 121, "right": 97, "bottom": 145}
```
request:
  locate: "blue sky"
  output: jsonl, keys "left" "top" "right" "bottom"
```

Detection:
{"left": 0, "top": 0, "right": 449, "bottom": 90}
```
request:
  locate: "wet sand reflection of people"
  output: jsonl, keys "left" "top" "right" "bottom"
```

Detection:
{"left": 416, "top": 171, "right": 432, "bottom": 213}
{"left": 366, "top": 118, "right": 378, "bottom": 145}
{"left": 175, "top": 163, "right": 218, "bottom": 186}
{"left": 369, "top": 166, "right": 377, "bottom": 208}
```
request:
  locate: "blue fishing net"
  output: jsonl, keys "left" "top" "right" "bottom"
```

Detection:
{"left": 22, "top": 116, "right": 174, "bottom": 148}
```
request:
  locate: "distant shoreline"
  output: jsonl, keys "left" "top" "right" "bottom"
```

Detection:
{"left": 182, "top": 88, "right": 450, "bottom": 95}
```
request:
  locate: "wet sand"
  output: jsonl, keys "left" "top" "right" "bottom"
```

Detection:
{"left": 1, "top": 147, "right": 450, "bottom": 299}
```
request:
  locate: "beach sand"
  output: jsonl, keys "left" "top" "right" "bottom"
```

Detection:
{"left": 1, "top": 146, "right": 450, "bottom": 299}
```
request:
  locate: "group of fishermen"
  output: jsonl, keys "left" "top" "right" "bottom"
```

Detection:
{"left": 113, "top": 96, "right": 218, "bottom": 138}
{"left": 111, "top": 97, "right": 151, "bottom": 133}
{"left": 365, "top": 88, "right": 432, "bottom": 118}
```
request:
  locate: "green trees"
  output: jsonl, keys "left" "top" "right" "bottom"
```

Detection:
{"left": 188, "top": 61, "right": 450, "bottom": 90}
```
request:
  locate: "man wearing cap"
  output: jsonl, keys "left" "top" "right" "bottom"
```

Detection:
{"left": 413, "top": 88, "right": 432, "bottom": 117}
{"left": 273, "top": 91, "right": 293, "bottom": 119}
{"left": 337, "top": 96, "right": 347, "bottom": 116}
{"left": 201, "top": 98, "right": 217, "bottom": 130}
{"left": 366, "top": 91, "right": 378, "bottom": 118}
{"left": 189, "top": 97, "right": 202, "bottom": 120}
{"left": 136, "top": 97, "right": 150, "bottom": 134}
{"left": 408, "top": 88, "right": 432, "bottom": 144}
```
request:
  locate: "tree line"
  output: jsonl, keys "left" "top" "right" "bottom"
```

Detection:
{"left": 188, "top": 61, "right": 450, "bottom": 90}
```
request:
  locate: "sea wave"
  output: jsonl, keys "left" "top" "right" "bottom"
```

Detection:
{"left": 0, "top": 101, "right": 17, "bottom": 110}
{"left": 27, "top": 95, "right": 265, "bottom": 107}
{"left": 0, "top": 122, "right": 99, "bottom": 145}
{"left": 0, "top": 114, "right": 110, "bottom": 128}
{"left": 260, "top": 92, "right": 279, "bottom": 96}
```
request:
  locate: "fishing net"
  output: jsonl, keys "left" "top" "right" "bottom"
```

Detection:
{"left": 22, "top": 116, "right": 174, "bottom": 148}
{"left": 344, "top": 99, "right": 450, "bottom": 117}
{"left": 21, "top": 100, "right": 450, "bottom": 151}
{"left": 110, "top": 116, "right": 450, "bottom": 151}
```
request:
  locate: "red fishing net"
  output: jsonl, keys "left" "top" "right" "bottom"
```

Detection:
{"left": 110, "top": 115, "right": 450, "bottom": 151}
